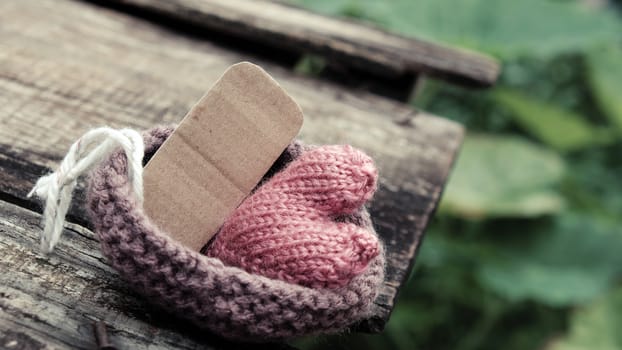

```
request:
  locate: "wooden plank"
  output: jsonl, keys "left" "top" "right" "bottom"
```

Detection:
{"left": 88, "top": 0, "right": 500, "bottom": 88}
{"left": 0, "top": 0, "right": 463, "bottom": 343}
{"left": 0, "top": 200, "right": 293, "bottom": 350}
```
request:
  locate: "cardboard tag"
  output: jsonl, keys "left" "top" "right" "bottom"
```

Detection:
{"left": 143, "top": 62, "right": 304, "bottom": 251}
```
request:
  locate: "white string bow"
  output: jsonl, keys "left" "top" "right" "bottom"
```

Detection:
{"left": 27, "top": 127, "right": 145, "bottom": 254}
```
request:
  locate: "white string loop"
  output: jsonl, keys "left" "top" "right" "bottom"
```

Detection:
{"left": 27, "top": 127, "right": 145, "bottom": 254}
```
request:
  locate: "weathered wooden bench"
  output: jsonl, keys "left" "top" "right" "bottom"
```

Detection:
{"left": 0, "top": 0, "right": 499, "bottom": 348}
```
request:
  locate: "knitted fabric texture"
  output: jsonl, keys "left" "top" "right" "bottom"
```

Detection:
{"left": 87, "top": 126, "right": 385, "bottom": 341}
{"left": 205, "top": 144, "right": 380, "bottom": 289}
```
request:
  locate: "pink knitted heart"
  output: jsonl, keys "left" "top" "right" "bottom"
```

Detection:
{"left": 205, "top": 145, "right": 380, "bottom": 289}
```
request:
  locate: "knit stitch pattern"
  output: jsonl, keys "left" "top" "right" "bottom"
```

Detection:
{"left": 206, "top": 144, "right": 380, "bottom": 289}
{"left": 87, "top": 126, "right": 385, "bottom": 341}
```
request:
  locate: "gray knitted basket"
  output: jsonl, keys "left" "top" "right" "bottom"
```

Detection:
{"left": 86, "top": 126, "right": 385, "bottom": 341}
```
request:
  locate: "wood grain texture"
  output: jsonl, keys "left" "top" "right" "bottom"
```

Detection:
{"left": 91, "top": 0, "right": 500, "bottom": 87}
{"left": 0, "top": 200, "right": 293, "bottom": 350}
{"left": 0, "top": 0, "right": 463, "bottom": 346}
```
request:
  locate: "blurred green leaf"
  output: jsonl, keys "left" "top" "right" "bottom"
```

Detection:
{"left": 494, "top": 89, "right": 614, "bottom": 151}
{"left": 290, "top": 1, "right": 622, "bottom": 349}
{"left": 384, "top": 303, "right": 424, "bottom": 350}
{"left": 559, "top": 144, "right": 622, "bottom": 224}
{"left": 548, "top": 287, "right": 622, "bottom": 350}
{"left": 477, "top": 214, "right": 622, "bottom": 306}
{"left": 291, "top": 0, "right": 622, "bottom": 59}
{"left": 587, "top": 46, "right": 622, "bottom": 132}
{"left": 293, "top": 54, "right": 327, "bottom": 75}
{"left": 439, "top": 134, "right": 565, "bottom": 218}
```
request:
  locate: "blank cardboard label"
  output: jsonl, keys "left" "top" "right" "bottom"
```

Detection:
{"left": 143, "top": 62, "right": 304, "bottom": 251}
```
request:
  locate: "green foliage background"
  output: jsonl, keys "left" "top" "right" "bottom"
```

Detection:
{"left": 290, "top": 0, "right": 622, "bottom": 349}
